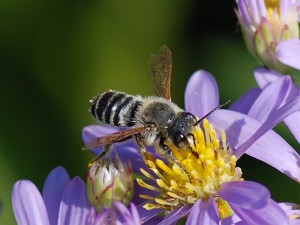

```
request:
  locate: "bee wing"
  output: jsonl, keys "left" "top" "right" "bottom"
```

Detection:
{"left": 148, "top": 45, "right": 173, "bottom": 100}
{"left": 82, "top": 126, "right": 148, "bottom": 150}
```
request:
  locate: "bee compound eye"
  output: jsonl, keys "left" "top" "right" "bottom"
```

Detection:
{"left": 175, "top": 134, "right": 190, "bottom": 149}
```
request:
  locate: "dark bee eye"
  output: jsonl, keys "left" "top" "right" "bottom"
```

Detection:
{"left": 175, "top": 134, "right": 190, "bottom": 149}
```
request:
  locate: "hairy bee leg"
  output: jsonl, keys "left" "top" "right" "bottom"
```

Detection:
{"left": 134, "top": 135, "right": 153, "bottom": 165}
{"left": 158, "top": 141, "right": 191, "bottom": 181}
{"left": 89, "top": 144, "right": 112, "bottom": 165}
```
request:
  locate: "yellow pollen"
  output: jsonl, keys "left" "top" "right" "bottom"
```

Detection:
{"left": 137, "top": 119, "right": 243, "bottom": 218}
{"left": 265, "top": 0, "right": 280, "bottom": 15}
{"left": 216, "top": 198, "right": 235, "bottom": 219}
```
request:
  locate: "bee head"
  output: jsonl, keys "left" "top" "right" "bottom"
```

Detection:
{"left": 168, "top": 112, "right": 198, "bottom": 150}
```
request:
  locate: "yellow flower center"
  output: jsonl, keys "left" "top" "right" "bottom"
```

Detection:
{"left": 265, "top": 0, "right": 280, "bottom": 16}
{"left": 137, "top": 119, "right": 243, "bottom": 217}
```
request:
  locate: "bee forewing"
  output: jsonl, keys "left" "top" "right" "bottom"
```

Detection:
{"left": 148, "top": 45, "right": 173, "bottom": 100}
{"left": 82, "top": 126, "right": 148, "bottom": 150}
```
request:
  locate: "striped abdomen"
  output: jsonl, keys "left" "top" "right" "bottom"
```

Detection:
{"left": 90, "top": 90, "right": 142, "bottom": 127}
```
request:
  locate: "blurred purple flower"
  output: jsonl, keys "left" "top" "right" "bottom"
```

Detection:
{"left": 12, "top": 166, "right": 90, "bottom": 225}
{"left": 236, "top": 0, "right": 300, "bottom": 72}
{"left": 12, "top": 166, "right": 158, "bottom": 225}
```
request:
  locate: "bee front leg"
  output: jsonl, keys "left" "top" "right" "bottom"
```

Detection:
{"left": 158, "top": 139, "right": 191, "bottom": 181}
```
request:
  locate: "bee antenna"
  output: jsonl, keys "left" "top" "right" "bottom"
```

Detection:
{"left": 194, "top": 100, "right": 231, "bottom": 126}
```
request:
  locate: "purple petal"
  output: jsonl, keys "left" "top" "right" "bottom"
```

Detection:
{"left": 114, "top": 202, "right": 141, "bottom": 225}
{"left": 186, "top": 198, "right": 219, "bottom": 225}
{"left": 219, "top": 181, "right": 270, "bottom": 209}
{"left": 249, "top": 0, "right": 267, "bottom": 24}
{"left": 254, "top": 67, "right": 283, "bottom": 89}
{"left": 284, "top": 111, "right": 300, "bottom": 143}
{"left": 248, "top": 76, "right": 294, "bottom": 122}
{"left": 280, "top": 0, "right": 290, "bottom": 20}
{"left": 185, "top": 70, "right": 219, "bottom": 118}
{"left": 230, "top": 199, "right": 290, "bottom": 225}
{"left": 12, "top": 180, "right": 50, "bottom": 225}
{"left": 276, "top": 39, "right": 300, "bottom": 70}
{"left": 158, "top": 204, "right": 191, "bottom": 225}
{"left": 93, "top": 209, "right": 110, "bottom": 225}
{"left": 237, "top": 0, "right": 251, "bottom": 26}
{"left": 57, "top": 177, "right": 90, "bottom": 225}
{"left": 209, "top": 108, "right": 300, "bottom": 181}
{"left": 234, "top": 97, "right": 300, "bottom": 181}
{"left": 43, "top": 166, "right": 70, "bottom": 225}
{"left": 229, "top": 88, "right": 261, "bottom": 114}
{"left": 129, "top": 203, "right": 141, "bottom": 225}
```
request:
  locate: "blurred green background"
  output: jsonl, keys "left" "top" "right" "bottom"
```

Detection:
{"left": 0, "top": 1, "right": 299, "bottom": 224}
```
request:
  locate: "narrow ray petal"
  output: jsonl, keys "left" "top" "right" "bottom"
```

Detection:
{"left": 185, "top": 70, "right": 219, "bottom": 118}
{"left": 43, "top": 166, "right": 70, "bottom": 225}
{"left": 284, "top": 111, "right": 300, "bottom": 144}
{"left": 12, "top": 180, "right": 50, "bottom": 225}
{"left": 231, "top": 199, "right": 290, "bottom": 225}
{"left": 57, "top": 177, "right": 89, "bottom": 225}
{"left": 186, "top": 199, "right": 219, "bottom": 225}
{"left": 229, "top": 88, "right": 261, "bottom": 114}
{"left": 248, "top": 76, "right": 293, "bottom": 122}
{"left": 254, "top": 67, "right": 283, "bottom": 89}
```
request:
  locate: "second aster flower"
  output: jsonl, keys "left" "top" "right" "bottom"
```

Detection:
{"left": 236, "top": 0, "right": 300, "bottom": 72}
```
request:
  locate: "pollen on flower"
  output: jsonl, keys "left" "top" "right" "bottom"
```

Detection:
{"left": 137, "top": 119, "right": 242, "bottom": 215}
{"left": 265, "top": 0, "right": 280, "bottom": 15}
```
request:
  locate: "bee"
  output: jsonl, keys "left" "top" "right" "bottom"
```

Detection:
{"left": 84, "top": 45, "right": 228, "bottom": 165}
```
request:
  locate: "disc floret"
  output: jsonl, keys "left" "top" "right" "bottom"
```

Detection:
{"left": 137, "top": 119, "right": 242, "bottom": 215}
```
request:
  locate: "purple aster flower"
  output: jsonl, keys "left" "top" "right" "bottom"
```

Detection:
{"left": 236, "top": 0, "right": 300, "bottom": 72}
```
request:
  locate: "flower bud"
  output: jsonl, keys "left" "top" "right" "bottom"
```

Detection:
{"left": 87, "top": 154, "right": 134, "bottom": 212}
